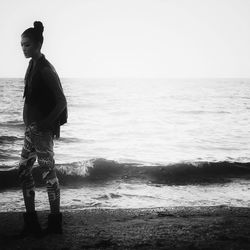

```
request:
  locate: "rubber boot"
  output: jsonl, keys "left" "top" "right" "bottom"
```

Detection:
{"left": 18, "top": 211, "right": 42, "bottom": 238}
{"left": 44, "top": 213, "right": 63, "bottom": 235}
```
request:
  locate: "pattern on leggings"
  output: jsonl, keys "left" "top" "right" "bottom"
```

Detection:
{"left": 18, "top": 124, "right": 60, "bottom": 213}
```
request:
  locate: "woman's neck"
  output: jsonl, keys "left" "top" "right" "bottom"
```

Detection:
{"left": 31, "top": 52, "right": 42, "bottom": 70}
{"left": 32, "top": 52, "right": 42, "bottom": 62}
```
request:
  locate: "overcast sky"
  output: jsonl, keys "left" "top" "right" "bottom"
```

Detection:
{"left": 0, "top": 0, "right": 250, "bottom": 78}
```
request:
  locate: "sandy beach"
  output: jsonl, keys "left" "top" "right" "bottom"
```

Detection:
{"left": 0, "top": 206, "right": 250, "bottom": 250}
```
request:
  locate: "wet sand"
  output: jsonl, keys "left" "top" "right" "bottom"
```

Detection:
{"left": 0, "top": 206, "right": 250, "bottom": 250}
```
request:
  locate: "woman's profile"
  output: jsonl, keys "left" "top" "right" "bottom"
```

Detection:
{"left": 18, "top": 21, "right": 67, "bottom": 237}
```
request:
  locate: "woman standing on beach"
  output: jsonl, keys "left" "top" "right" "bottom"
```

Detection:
{"left": 18, "top": 21, "right": 67, "bottom": 237}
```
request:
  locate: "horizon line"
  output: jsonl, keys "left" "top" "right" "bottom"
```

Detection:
{"left": 1, "top": 76, "right": 250, "bottom": 80}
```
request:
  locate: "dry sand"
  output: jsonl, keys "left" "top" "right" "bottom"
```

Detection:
{"left": 0, "top": 206, "right": 250, "bottom": 250}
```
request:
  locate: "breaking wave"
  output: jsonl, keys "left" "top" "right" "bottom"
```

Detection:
{"left": 1, "top": 159, "right": 250, "bottom": 189}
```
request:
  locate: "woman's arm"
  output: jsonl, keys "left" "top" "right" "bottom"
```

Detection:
{"left": 38, "top": 67, "right": 67, "bottom": 130}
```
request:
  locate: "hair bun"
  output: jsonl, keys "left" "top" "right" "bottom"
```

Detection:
{"left": 33, "top": 21, "right": 44, "bottom": 34}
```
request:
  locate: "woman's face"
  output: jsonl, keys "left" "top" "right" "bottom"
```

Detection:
{"left": 21, "top": 36, "right": 40, "bottom": 58}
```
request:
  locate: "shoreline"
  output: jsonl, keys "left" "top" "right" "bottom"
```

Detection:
{"left": 0, "top": 206, "right": 250, "bottom": 249}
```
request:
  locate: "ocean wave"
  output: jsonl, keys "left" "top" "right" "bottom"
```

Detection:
{"left": 0, "top": 135, "right": 23, "bottom": 143}
{"left": 177, "top": 110, "right": 231, "bottom": 115}
{"left": 0, "top": 120, "right": 24, "bottom": 128}
{"left": 1, "top": 159, "right": 250, "bottom": 189}
{"left": 57, "top": 137, "right": 87, "bottom": 143}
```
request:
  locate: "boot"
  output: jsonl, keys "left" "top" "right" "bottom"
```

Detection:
{"left": 44, "top": 213, "right": 63, "bottom": 235}
{"left": 19, "top": 211, "right": 42, "bottom": 238}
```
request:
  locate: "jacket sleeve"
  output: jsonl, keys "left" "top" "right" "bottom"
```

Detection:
{"left": 41, "top": 67, "right": 67, "bottom": 123}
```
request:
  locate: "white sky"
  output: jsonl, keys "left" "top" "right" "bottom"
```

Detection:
{"left": 0, "top": 0, "right": 250, "bottom": 78}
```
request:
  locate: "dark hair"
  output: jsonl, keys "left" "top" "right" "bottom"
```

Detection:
{"left": 22, "top": 21, "right": 44, "bottom": 45}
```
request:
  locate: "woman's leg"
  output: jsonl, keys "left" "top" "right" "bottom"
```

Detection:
{"left": 18, "top": 128, "right": 37, "bottom": 212}
{"left": 33, "top": 129, "right": 60, "bottom": 214}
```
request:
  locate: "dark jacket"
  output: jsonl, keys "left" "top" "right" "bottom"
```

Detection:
{"left": 23, "top": 54, "right": 67, "bottom": 138}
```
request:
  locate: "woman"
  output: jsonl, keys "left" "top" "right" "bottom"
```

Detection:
{"left": 19, "top": 21, "right": 67, "bottom": 237}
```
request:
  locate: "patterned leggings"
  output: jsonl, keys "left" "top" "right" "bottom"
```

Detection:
{"left": 18, "top": 124, "right": 60, "bottom": 214}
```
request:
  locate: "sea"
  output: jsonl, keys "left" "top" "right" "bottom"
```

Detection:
{"left": 0, "top": 78, "right": 250, "bottom": 212}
